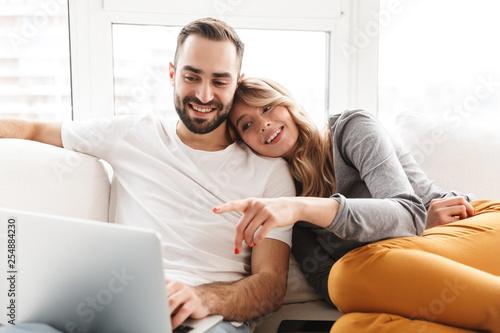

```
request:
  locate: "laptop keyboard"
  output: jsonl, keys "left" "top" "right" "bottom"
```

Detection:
{"left": 173, "top": 324, "right": 194, "bottom": 333}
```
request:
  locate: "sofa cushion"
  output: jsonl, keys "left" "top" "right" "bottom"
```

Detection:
{"left": 394, "top": 112, "right": 500, "bottom": 200}
{"left": 0, "top": 139, "right": 110, "bottom": 221}
{"left": 283, "top": 254, "right": 323, "bottom": 304}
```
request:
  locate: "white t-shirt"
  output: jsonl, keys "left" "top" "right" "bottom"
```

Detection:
{"left": 62, "top": 113, "right": 295, "bottom": 286}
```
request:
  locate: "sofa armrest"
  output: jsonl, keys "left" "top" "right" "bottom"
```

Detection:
{"left": 0, "top": 139, "right": 111, "bottom": 221}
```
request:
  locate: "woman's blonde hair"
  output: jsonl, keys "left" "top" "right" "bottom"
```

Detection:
{"left": 233, "top": 77, "right": 335, "bottom": 197}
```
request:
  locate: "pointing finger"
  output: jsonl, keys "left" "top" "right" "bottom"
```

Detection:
{"left": 213, "top": 199, "right": 251, "bottom": 214}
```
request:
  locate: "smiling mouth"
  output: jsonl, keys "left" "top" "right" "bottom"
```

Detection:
{"left": 190, "top": 104, "right": 216, "bottom": 113}
{"left": 265, "top": 126, "right": 283, "bottom": 144}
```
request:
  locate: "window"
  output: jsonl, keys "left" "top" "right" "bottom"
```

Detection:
{"left": 112, "top": 24, "right": 176, "bottom": 117}
{"left": 0, "top": 1, "right": 373, "bottom": 126}
{"left": 70, "top": 0, "right": 344, "bottom": 122}
{"left": 238, "top": 29, "right": 328, "bottom": 127}
{"left": 0, "top": 0, "right": 72, "bottom": 120}
{"left": 378, "top": 0, "right": 500, "bottom": 128}
{"left": 112, "top": 24, "right": 328, "bottom": 126}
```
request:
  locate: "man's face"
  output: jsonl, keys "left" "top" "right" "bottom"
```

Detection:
{"left": 170, "top": 35, "right": 242, "bottom": 134}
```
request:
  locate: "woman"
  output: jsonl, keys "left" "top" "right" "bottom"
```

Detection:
{"left": 214, "top": 77, "right": 500, "bottom": 332}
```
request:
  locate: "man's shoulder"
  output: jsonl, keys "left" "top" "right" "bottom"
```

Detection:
{"left": 103, "top": 112, "right": 172, "bottom": 126}
{"left": 65, "top": 112, "right": 160, "bottom": 134}
{"left": 107, "top": 113, "right": 176, "bottom": 137}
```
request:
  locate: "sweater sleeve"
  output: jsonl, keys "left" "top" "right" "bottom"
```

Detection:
{"left": 325, "top": 110, "right": 427, "bottom": 242}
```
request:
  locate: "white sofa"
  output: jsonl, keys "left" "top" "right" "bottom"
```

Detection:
{"left": 0, "top": 138, "right": 341, "bottom": 332}
{"left": 1, "top": 112, "right": 499, "bottom": 332}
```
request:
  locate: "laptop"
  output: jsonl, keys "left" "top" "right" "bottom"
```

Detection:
{"left": 0, "top": 207, "right": 223, "bottom": 333}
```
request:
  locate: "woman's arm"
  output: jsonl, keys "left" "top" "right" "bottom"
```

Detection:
{"left": 326, "top": 110, "right": 428, "bottom": 241}
{"left": 219, "top": 110, "right": 449, "bottom": 248}
{"left": 217, "top": 110, "right": 428, "bottom": 247}
{"left": 214, "top": 196, "right": 340, "bottom": 252}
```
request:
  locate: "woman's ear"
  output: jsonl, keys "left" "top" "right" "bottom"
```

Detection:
{"left": 237, "top": 73, "right": 245, "bottom": 86}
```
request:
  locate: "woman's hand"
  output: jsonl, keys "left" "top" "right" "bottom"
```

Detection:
{"left": 213, "top": 197, "right": 300, "bottom": 254}
{"left": 425, "top": 197, "right": 474, "bottom": 229}
{"left": 214, "top": 197, "right": 340, "bottom": 254}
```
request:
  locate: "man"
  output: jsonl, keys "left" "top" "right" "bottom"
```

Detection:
{"left": 0, "top": 17, "right": 295, "bottom": 333}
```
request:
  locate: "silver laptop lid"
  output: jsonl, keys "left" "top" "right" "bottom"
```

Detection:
{"left": 1, "top": 207, "right": 171, "bottom": 333}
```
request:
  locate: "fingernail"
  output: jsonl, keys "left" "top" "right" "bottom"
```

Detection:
{"left": 234, "top": 248, "right": 240, "bottom": 255}
{"left": 247, "top": 244, "right": 252, "bottom": 248}
{"left": 213, "top": 207, "right": 220, "bottom": 212}
{"left": 253, "top": 242, "right": 257, "bottom": 246}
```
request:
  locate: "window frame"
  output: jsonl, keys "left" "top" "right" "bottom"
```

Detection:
{"left": 67, "top": 0, "right": 379, "bottom": 120}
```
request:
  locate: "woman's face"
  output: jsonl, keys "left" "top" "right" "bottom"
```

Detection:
{"left": 230, "top": 100, "right": 299, "bottom": 159}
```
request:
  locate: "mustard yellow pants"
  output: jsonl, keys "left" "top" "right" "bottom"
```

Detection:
{"left": 329, "top": 200, "right": 500, "bottom": 333}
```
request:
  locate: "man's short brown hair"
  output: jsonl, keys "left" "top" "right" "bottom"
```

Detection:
{"left": 174, "top": 17, "right": 245, "bottom": 73}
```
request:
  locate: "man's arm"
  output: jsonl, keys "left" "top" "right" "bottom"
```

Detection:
{"left": 0, "top": 119, "right": 62, "bottom": 147}
{"left": 198, "top": 238, "right": 290, "bottom": 319}
{"left": 167, "top": 238, "right": 290, "bottom": 328}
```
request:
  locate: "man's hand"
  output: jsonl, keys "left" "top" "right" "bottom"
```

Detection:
{"left": 165, "top": 239, "right": 289, "bottom": 324}
{"left": 425, "top": 197, "right": 474, "bottom": 229}
{"left": 166, "top": 279, "right": 210, "bottom": 329}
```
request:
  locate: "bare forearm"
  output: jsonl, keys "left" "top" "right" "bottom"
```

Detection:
{"left": 0, "top": 119, "right": 36, "bottom": 139}
{"left": 0, "top": 118, "right": 62, "bottom": 147}
{"left": 195, "top": 270, "right": 287, "bottom": 321}
{"left": 294, "top": 197, "right": 340, "bottom": 228}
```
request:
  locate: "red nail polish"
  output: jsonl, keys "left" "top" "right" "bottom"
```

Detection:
{"left": 213, "top": 207, "right": 220, "bottom": 212}
{"left": 253, "top": 242, "right": 257, "bottom": 246}
{"left": 234, "top": 248, "right": 239, "bottom": 255}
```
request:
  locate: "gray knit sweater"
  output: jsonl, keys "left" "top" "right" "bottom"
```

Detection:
{"left": 292, "top": 109, "right": 472, "bottom": 303}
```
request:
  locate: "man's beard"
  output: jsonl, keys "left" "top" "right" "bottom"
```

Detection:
{"left": 174, "top": 93, "right": 232, "bottom": 134}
